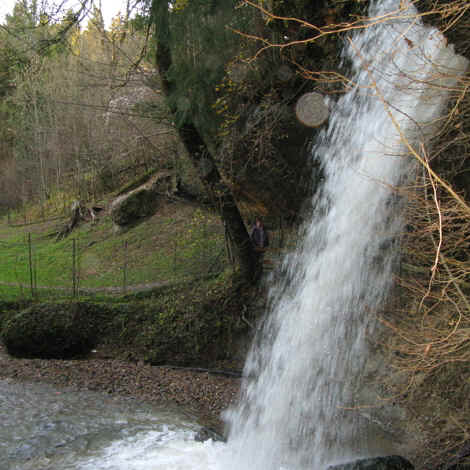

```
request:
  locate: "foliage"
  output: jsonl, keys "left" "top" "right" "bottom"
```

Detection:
{"left": 177, "top": 208, "right": 226, "bottom": 276}
{"left": 1, "top": 301, "right": 102, "bottom": 358}
{"left": 152, "top": 0, "right": 255, "bottom": 141}
{"left": 0, "top": 0, "right": 179, "bottom": 212}
{"left": 104, "top": 274, "right": 252, "bottom": 365}
{"left": 0, "top": 273, "right": 254, "bottom": 366}
{"left": 379, "top": 74, "right": 470, "bottom": 468}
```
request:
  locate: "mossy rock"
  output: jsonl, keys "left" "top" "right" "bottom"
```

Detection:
{"left": 111, "top": 188, "right": 159, "bottom": 227}
{"left": 0, "top": 301, "right": 23, "bottom": 325}
{"left": 327, "top": 455, "right": 414, "bottom": 470}
{"left": 1, "top": 302, "right": 101, "bottom": 359}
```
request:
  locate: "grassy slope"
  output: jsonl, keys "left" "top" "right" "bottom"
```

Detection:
{"left": 0, "top": 199, "right": 227, "bottom": 301}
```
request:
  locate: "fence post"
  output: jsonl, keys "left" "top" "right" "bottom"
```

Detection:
{"left": 123, "top": 240, "right": 128, "bottom": 294}
{"left": 72, "top": 238, "right": 77, "bottom": 298}
{"left": 34, "top": 248, "right": 37, "bottom": 293}
{"left": 173, "top": 239, "right": 178, "bottom": 274}
{"left": 28, "top": 233, "right": 34, "bottom": 299}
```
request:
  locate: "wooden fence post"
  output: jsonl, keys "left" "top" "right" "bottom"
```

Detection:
{"left": 123, "top": 240, "right": 128, "bottom": 294}
{"left": 28, "top": 233, "right": 34, "bottom": 299}
{"left": 72, "top": 238, "right": 77, "bottom": 298}
{"left": 173, "top": 240, "right": 178, "bottom": 274}
{"left": 224, "top": 222, "right": 234, "bottom": 266}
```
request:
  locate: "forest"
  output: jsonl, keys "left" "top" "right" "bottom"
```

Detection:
{"left": 0, "top": 1, "right": 172, "bottom": 213}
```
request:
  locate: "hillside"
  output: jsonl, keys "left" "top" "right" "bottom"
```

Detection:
{"left": 0, "top": 198, "right": 226, "bottom": 300}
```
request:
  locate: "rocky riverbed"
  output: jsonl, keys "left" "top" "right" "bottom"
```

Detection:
{"left": 0, "top": 343, "right": 241, "bottom": 435}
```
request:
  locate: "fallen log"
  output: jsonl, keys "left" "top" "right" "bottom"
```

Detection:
{"left": 56, "top": 200, "right": 101, "bottom": 240}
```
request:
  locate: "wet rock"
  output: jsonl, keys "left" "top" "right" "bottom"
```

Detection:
{"left": 194, "top": 426, "right": 226, "bottom": 443}
{"left": 327, "top": 455, "right": 414, "bottom": 470}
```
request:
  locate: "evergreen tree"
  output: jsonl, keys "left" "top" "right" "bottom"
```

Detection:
{"left": 150, "top": 0, "right": 259, "bottom": 280}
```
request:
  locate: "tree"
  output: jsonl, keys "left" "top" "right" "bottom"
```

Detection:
{"left": 150, "top": 0, "right": 258, "bottom": 280}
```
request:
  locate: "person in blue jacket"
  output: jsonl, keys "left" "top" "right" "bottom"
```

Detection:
{"left": 250, "top": 217, "right": 269, "bottom": 252}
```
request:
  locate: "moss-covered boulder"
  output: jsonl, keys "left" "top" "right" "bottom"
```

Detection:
{"left": 111, "top": 187, "right": 159, "bottom": 227}
{"left": 111, "top": 171, "right": 177, "bottom": 229}
{"left": 1, "top": 302, "right": 102, "bottom": 359}
{"left": 0, "top": 301, "right": 27, "bottom": 330}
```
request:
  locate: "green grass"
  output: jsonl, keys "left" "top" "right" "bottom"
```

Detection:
{"left": 0, "top": 201, "right": 229, "bottom": 301}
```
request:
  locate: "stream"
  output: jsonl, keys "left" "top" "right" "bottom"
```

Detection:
{"left": 1, "top": 379, "right": 225, "bottom": 470}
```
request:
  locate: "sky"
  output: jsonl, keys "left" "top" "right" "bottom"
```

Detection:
{"left": 0, "top": 0, "right": 128, "bottom": 28}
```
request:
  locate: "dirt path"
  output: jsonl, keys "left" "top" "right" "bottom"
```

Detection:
{"left": 0, "top": 279, "right": 175, "bottom": 296}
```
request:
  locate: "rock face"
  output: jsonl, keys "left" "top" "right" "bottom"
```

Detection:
{"left": 194, "top": 426, "right": 226, "bottom": 443}
{"left": 327, "top": 456, "right": 414, "bottom": 470}
{"left": 1, "top": 302, "right": 101, "bottom": 359}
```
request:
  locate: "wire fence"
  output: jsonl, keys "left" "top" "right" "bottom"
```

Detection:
{"left": 5, "top": 202, "right": 70, "bottom": 228}
{"left": 0, "top": 214, "right": 297, "bottom": 302}
{"left": 0, "top": 232, "right": 228, "bottom": 301}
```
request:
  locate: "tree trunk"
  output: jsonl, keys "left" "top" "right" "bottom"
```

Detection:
{"left": 152, "top": 0, "right": 257, "bottom": 280}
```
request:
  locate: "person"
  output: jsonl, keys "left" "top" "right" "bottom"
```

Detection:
{"left": 250, "top": 217, "right": 269, "bottom": 252}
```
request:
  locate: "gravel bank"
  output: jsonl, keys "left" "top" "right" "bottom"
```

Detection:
{"left": 0, "top": 344, "right": 241, "bottom": 434}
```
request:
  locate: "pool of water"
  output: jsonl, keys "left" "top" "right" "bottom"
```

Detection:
{"left": 1, "top": 379, "right": 226, "bottom": 470}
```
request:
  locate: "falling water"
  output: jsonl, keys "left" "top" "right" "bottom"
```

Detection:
{"left": 224, "top": 1, "right": 468, "bottom": 469}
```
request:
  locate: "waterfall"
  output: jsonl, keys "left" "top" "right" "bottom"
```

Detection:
{"left": 223, "top": 1, "right": 468, "bottom": 469}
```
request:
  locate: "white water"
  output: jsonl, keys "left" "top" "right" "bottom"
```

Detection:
{"left": 223, "top": 1, "right": 468, "bottom": 469}
{"left": 3, "top": 2, "right": 467, "bottom": 470}
{"left": 0, "top": 379, "right": 225, "bottom": 470}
